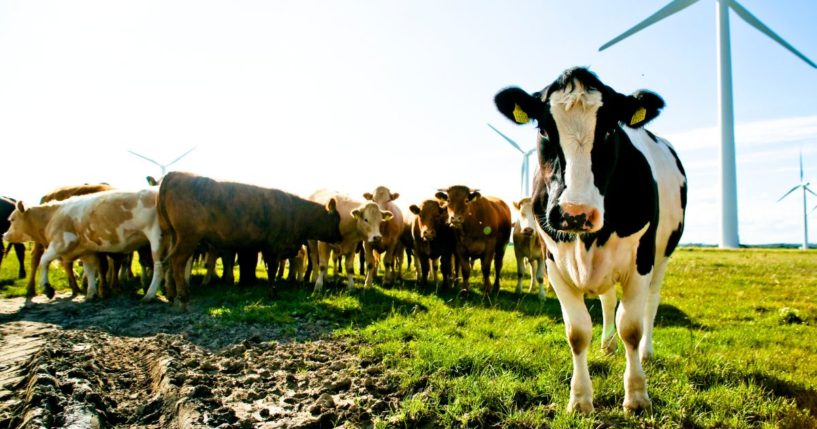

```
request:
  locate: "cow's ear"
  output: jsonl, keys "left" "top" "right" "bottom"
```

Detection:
{"left": 146, "top": 176, "right": 158, "bottom": 186}
{"left": 351, "top": 209, "right": 362, "bottom": 220}
{"left": 381, "top": 211, "right": 394, "bottom": 222}
{"left": 495, "top": 87, "right": 545, "bottom": 125}
{"left": 468, "top": 190, "right": 481, "bottom": 202}
{"left": 390, "top": 192, "right": 399, "bottom": 201}
{"left": 620, "top": 90, "right": 665, "bottom": 128}
{"left": 325, "top": 198, "right": 337, "bottom": 213}
{"left": 513, "top": 200, "right": 522, "bottom": 210}
{"left": 363, "top": 192, "right": 374, "bottom": 201}
{"left": 435, "top": 191, "right": 448, "bottom": 202}
{"left": 16, "top": 201, "right": 26, "bottom": 213}
{"left": 409, "top": 205, "right": 421, "bottom": 215}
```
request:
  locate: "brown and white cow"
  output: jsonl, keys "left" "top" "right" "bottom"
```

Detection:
{"left": 409, "top": 199, "right": 457, "bottom": 289}
{"left": 435, "top": 186, "right": 512, "bottom": 295}
{"left": 21, "top": 183, "right": 113, "bottom": 301}
{"left": 308, "top": 190, "right": 392, "bottom": 292}
{"left": 362, "top": 186, "right": 404, "bottom": 286}
{"left": 3, "top": 189, "right": 165, "bottom": 303}
{"left": 495, "top": 67, "right": 686, "bottom": 413}
{"left": 512, "top": 198, "right": 547, "bottom": 300}
{"left": 158, "top": 172, "right": 342, "bottom": 308}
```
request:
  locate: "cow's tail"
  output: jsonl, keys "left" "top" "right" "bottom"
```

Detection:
{"left": 156, "top": 173, "right": 177, "bottom": 265}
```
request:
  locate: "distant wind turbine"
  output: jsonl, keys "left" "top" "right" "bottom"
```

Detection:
{"left": 488, "top": 123, "right": 537, "bottom": 197}
{"left": 599, "top": 0, "right": 817, "bottom": 249}
{"left": 777, "top": 152, "right": 815, "bottom": 250}
{"left": 127, "top": 147, "right": 197, "bottom": 178}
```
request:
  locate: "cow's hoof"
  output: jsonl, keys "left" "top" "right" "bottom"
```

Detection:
{"left": 173, "top": 299, "right": 189, "bottom": 312}
{"left": 140, "top": 295, "right": 155, "bottom": 304}
{"left": 602, "top": 335, "right": 618, "bottom": 356}
{"left": 24, "top": 297, "right": 34, "bottom": 307}
{"left": 538, "top": 292, "right": 547, "bottom": 302}
{"left": 43, "top": 284, "right": 56, "bottom": 300}
{"left": 18, "top": 271, "right": 26, "bottom": 280}
{"left": 623, "top": 393, "right": 652, "bottom": 414}
{"left": 567, "top": 397, "right": 594, "bottom": 414}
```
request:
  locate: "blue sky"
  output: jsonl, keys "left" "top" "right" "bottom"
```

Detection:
{"left": 1, "top": 0, "right": 816, "bottom": 245}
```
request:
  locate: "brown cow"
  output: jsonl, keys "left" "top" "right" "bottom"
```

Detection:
{"left": 158, "top": 172, "right": 342, "bottom": 308}
{"left": 24, "top": 183, "right": 113, "bottom": 301}
{"left": 409, "top": 199, "right": 457, "bottom": 289}
{"left": 435, "top": 186, "right": 511, "bottom": 295}
{"left": 512, "top": 198, "right": 547, "bottom": 300}
{"left": 362, "top": 186, "right": 404, "bottom": 286}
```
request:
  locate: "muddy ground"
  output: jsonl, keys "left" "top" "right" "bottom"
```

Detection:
{"left": 0, "top": 293, "right": 402, "bottom": 428}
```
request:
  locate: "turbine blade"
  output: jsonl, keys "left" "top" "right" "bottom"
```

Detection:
{"left": 525, "top": 148, "right": 536, "bottom": 157}
{"left": 811, "top": 205, "right": 817, "bottom": 214}
{"left": 805, "top": 185, "right": 817, "bottom": 198}
{"left": 166, "top": 146, "right": 197, "bottom": 168}
{"left": 487, "top": 123, "right": 525, "bottom": 154}
{"left": 599, "top": 0, "right": 700, "bottom": 51}
{"left": 128, "top": 150, "right": 161, "bottom": 167}
{"left": 730, "top": 0, "right": 817, "bottom": 68}
{"left": 777, "top": 184, "right": 801, "bottom": 202}
{"left": 800, "top": 150, "right": 804, "bottom": 182}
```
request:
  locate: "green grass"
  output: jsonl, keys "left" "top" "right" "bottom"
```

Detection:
{"left": 1, "top": 247, "right": 816, "bottom": 428}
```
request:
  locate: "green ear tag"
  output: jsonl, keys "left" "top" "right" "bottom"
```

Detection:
{"left": 483, "top": 226, "right": 492, "bottom": 235}
{"left": 512, "top": 104, "right": 529, "bottom": 124}
{"left": 630, "top": 107, "right": 646, "bottom": 126}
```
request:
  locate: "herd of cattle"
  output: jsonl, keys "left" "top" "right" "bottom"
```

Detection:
{"left": 2, "top": 67, "right": 687, "bottom": 414}
{"left": 0, "top": 175, "right": 546, "bottom": 307}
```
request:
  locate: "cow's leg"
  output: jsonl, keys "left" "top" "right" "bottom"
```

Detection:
{"left": 535, "top": 257, "right": 547, "bottom": 301}
{"left": 25, "top": 243, "right": 44, "bottom": 303}
{"left": 439, "top": 255, "right": 452, "bottom": 289}
{"left": 418, "top": 255, "right": 430, "bottom": 287}
{"left": 431, "top": 257, "right": 439, "bottom": 287}
{"left": 382, "top": 248, "right": 395, "bottom": 286}
{"left": 481, "top": 251, "right": 494, "bottom": 295}
{"left": 548, "top": 263, "right": 593, "bottom": 413}
{"left": 201, "top": 251, "right": 217, "bottom": 286}
{"left": 344, "top": 250, "right": 356, "bottom": 290}
{"left": 459, "top": 251, "right": 471, "bottom": 293}
{"left": 82, "top": 254, "right": 102, "bottom": 300}
{"left": 261, "top": 251, "right": 278, "bottom": 296}
{"left": 13, "top": 243, "right": 26, "bottom": 279}
{"left": 141, "top": 232, "right": 165, "bottom": 303}
{"left": 38, "top": 246, "right": 60, "bottom": 300}
{"left": 514, "top": 249, "right": 525, "bottom": 295}
{"left": 221, "top": 251, "right": 236, "bottom": 285}
{"left": 167, "top": 239, "right": 196, "bottom": 310}
{"left": 641, "top": 260, "right": 668, "bottom": 363}
{"left": 0, "top": 244, "right": 5, "bottom": 274}
{"left": 618, "top": 273, "right": 652, "bottom": 413}
{"left": 62, "top": 259, "right": 81, "bottom": 298}
{"left": 599, "top": 287, "right": 618, "bottom": 355}
{"left": 493, "top": 246, "right": 504, "bottom": 293}
{"left": 363, "top": 244, "right": 376, "bottom": 287}
{"left": 313, "top": 242, "right": 330, "bottom": 293}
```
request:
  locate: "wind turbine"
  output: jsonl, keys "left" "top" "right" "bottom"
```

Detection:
{"left": 127, "top": 146, "right": 197, "bottom": 178}
{"left": 777, "top": 152, "right": 816, "bottom": 250}
{"left": 488, "top": 123, "right": 537, "bottom": 197}
{"left": 599, "top": 0, "right": 817, "bottom": 249}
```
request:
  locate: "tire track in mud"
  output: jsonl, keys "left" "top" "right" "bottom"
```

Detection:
{"left": 0, "top": 294, "right": 401, "bottom": 428}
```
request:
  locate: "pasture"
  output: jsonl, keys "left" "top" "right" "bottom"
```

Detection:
{"left": 0, "top": 247, "right": 815, "bottom": 428}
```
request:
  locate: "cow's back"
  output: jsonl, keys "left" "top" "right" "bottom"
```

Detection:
{"left": 41, "top": 184, "right": 113, "bottom": 203}
{"left": 159, "top": 172, "right": 292, "bottom": 248}
{"left": 0, "top": 197, "right": 15, "bottom": 233}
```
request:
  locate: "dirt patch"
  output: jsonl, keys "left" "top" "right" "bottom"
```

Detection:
{"left": 0, "top": 294, "right": 402, "bottom": 428}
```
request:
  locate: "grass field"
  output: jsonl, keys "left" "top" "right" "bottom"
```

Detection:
{"left": 1, "top": 247, "right": 816, "bottom": 428}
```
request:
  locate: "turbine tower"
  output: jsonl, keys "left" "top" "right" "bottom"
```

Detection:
{"left": 777, "top": 152, "right": 815, "bottom": 250}
{"left": 488, "top": 123, "right": 537, "bottom": 197}
{"left": 127, "top": 147, "right": 197, "bottom": 178}
{"left": 599, "top": 0, "right": 816, "bottom": 249}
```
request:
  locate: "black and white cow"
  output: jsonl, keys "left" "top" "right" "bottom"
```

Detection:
{"left": 495, "top": 67, "right": 687, "bottom": 413}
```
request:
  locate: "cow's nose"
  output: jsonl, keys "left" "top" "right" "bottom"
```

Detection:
{"left": 522, "top": 227, "right": 534, "bottom": 236}
{"left": 370, "top": 235, "right": 382, "bottom": 243}
{"left": 449, "top": 216, "right": 463, "bottom": 227}
{"left": 559, "top": 203, "right": 600, "bottom": 231}
{"left": 422, "top": 230, "right": 435, "bottom": 240}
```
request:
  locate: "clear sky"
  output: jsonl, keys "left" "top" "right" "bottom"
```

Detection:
{"left": 1, "top": 0, "right": 815, "bottom": 245}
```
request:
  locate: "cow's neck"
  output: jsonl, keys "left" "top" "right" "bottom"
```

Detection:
{"left": 28, "top": 205, "right": 60, "bottom": 244}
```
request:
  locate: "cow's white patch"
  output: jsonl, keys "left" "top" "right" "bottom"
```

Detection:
{"left": 63, "top": 232, "right": 77, "bottom": 244}
{"left": 549, "top": 82, "right": 605, "bottom": 219}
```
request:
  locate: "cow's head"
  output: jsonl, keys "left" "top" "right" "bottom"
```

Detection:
{"left": 513, "top": 198, "right": 536, "bottom": 236}
{"left": 351, "top": 202, "right": 393, "bottom": 244}
{"left": 435, "top": 186, "right": 480, "bottom": 229}
{"left": 3, "top": 201, "right": 33, "bottom": 243}
{"left": 409, "top": 199, "right": 447, "bottom": 241}
{"left": 364, "top": 186, "right": 399, "bottom": 205}
{"left": 495, "top": 67, "right": 663, "bottom": 234}
{"left": 321, "top": 198, "right": 343, "bottom": 243}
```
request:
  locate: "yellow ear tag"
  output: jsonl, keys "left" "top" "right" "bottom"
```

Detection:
{"left": 512, "top": 104, "right": 529, "bottom": 124}
{"left": 630, "top": 107, "right": 647, "bottom": 126}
